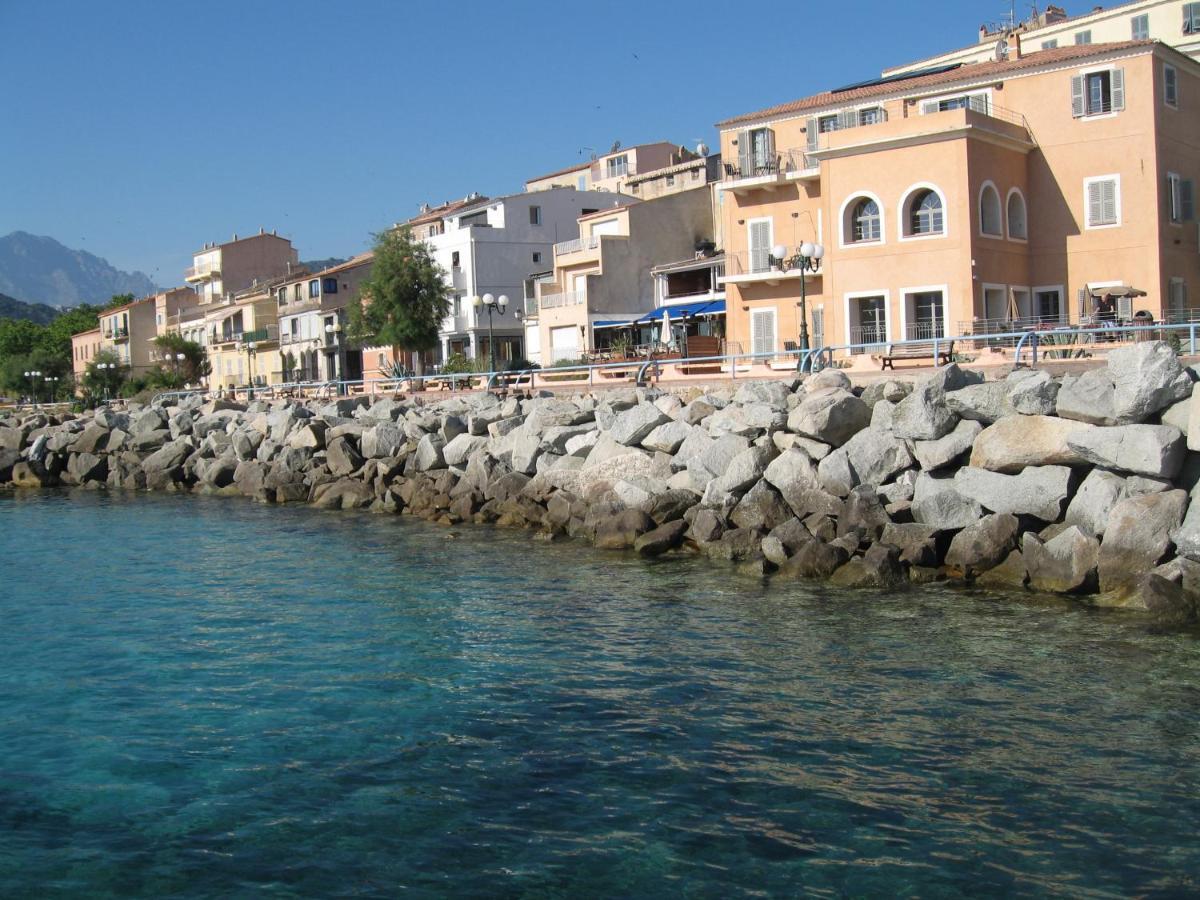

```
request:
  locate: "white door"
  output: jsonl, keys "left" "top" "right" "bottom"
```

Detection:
{"left": 750, "top": 308, "right": 777, "bottom": 356}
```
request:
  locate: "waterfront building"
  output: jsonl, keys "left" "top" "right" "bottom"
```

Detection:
{"left": 714, "top": 39, "right": 1200, "bottom": 364}
{"left": 96, "top": 295, "right": 160, "bottom": 375}
{"left": 884, "top": 0, "right": 1200, "bottom": 76}
{"left": 526, "top": 188, "right": 721, "bottom": 365}
{"left": 525, "top": 141, "right": 701, "bottom": 195}
{"left": 417, "top": 186, "right": 627, "bottom": 367}
{"left": 185, "top": 229, "right": 300, "bottom": 305}
{"left": 275, "top": 254, "right": 373, "bottom": 384}
{"left": 205, "top": 273, "right": 295, "bottom": 390}
{"left": 70, "top": 327, "right": 102, "bottom": 383}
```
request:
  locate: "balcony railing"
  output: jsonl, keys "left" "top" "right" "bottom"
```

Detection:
{"left": 724, "top": 147, "right": 817, "bottom": 181}
{"left": 242, "top": 325, "right": 279, "bottom": 344}
{"left": 210, "top": 330, "right": 244, "bottom": 345}
{"left": 524, "top": 296, "right": 539, "bottom": 317}
{"left": 184, "top": 262, "right": 221, "bottom": 280}
{"left": 724, "top": 251, "right": 822, "bottom": 277}
{"left": 539, "top": 290, "right": 586, "bottom": 310}
{"left": 848, "top": 324, "right": 887, "bottom": 353}
{"left": 554, "top": 235, "right": 601, "bottom": 255}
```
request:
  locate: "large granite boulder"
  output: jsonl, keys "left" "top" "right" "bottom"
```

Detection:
{"left": 1099, "top": 490, "right": 1188, "bottom": 591}
{"left": 843, "top": 427, "right": 915, "bottom": 486}
{"left": 969, "top": 415, "right": 1093, "bottom": 473}
{"left": 1005, "top": 369, "right": 1060, "bottom": 416}
{"left": 1065, "top": 424, "right": 1186, "bottom": 479}
{"left": 1063, "top": 469, "right": 1126, "bottom": 536}
{"left": 609, "top": 404, "right": 670, "bottom": 446}
{"left": 945, "top": 513, "right": 1019, "bottom": 576}
{"left": 953, "top": 465, "right": 1072, "bottom": 521}
{"left": 1024, "top": 526, "right": 1100, "bottom": 593}
{"left": 911, "top": 419, "right": 982, "bottom": 471}
{"left": 1095, "top": 574, "right": 1198, "bottom": 625}
{"left": 786, "top": 389, "right": 870, "bottom": 447}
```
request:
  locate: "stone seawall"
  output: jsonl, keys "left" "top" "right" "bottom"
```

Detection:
{"left": 5, "top": 341, "right": 1200, "bottom": 625}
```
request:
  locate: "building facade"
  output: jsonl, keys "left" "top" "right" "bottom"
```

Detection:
{"left": 525, "top": 142, "right": 701, "bottom": 195}
{"left": 71, "top": 328, "right": 103, "bottom": 383}
{"left": 276, "top": 255, "right": 372, "bottom": 384}
{"left": 714, "top": 40, "right": 1199, "bottom": 362}
{"left": 184, "top": 230, "right": 300, "bottom": 305}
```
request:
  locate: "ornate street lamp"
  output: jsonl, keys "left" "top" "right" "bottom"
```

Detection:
{"left": 472, "top": 292, "right": 509, "bottom": 374}
{"left": 772, "top": 241, "right": 824, "bottom": 370}
{"left": 23, "top": 369, "right": 42, "bottom": 405}
{"left": 246, "top": 341, "right": 258, "bottom": 399}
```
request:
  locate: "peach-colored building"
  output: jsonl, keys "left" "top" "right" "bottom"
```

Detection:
{"left": 185, "top": 229, "right": 300, "bottom": 305}
{"left": 71, "top": 328, "right": 103, "bottom": 383}
{"left": 715, "top": 39, "right": 1200, "bottom": 363}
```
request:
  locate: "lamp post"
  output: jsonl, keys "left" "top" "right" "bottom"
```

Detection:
{"left": 44, "top": 376, "right": 59, "bottom": 403}
{"left": 772, "top": 241, "right": 825, "bottom": 370}
{"left": 324, "top": 321, "right": 343, "bottom": 386}
{"left": 95, "top": 362, "right": 114, "bottom": 401}
{"left": 472, "top": 292, "right": 508, "bottom": 374}
{"left": 23, "top": 370, "right": 42, "bottom": 405}
{"left": 246, "top": 341, "right": 257, "bottom": 400}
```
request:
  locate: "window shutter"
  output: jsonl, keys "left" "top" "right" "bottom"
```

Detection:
{"left": 837, "top": 109, "right": 857, "bottom": 130}
{"left": 968, "top": 94, "right": 988, "bottom": 114}
{"left": 1182, "top": 180, "right": 1195, "bottom": 221}
{"left": 749, "top": 221, "right": 771, "bottom": 272}
{"left": 763, "top": 127, "right": 776, "bottom": 167}
{"left": 737, "top": 130, "right": 752, "bottom": 176}
{"left": 1087, "top": 181, "right": 1103, "bottom": 226}
{"left": 1111, "top": 68, "right": 1126, "bottom": 111}
{"left": 806, "top": 118, "right": 819, "bottom": 152}
{"left": 1077, "top": 287, "right": 1089, "bottom": 318}
{"left": 751, "top": 310, "right": 776, "bottom": 355}
{"left": 1102, "top": 180, "right": 1118, "bottom": 224}
{"left": 1071, "top": 75, "right": 1085, "bottom": 117}
{"left": 921, "top": 99, "right": 939, "bottom": 115}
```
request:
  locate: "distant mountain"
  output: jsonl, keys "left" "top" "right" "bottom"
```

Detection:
{"left": 301, "top": 257, "right": 348, "bottom": 273}
{"left": 0, "top": 291, "right": 60, "bottom": 325}
{"left": 0, "top": 231, "right": 158, "bottom": 308}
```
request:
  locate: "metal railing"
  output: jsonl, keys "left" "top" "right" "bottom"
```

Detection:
{"left": 539, "top": 290, "right": 586, "bottom": 309}
{"left": 185, "top": 262, "right": 220, "bottom": 279}
{"left": 724, "top": 251, "right": 822, "bottom": 277}
{"left": 554, "top": 235, "right": 601, "bottom": 255}
{"left": 242, "top": 325, "right": 278, "bottom": 344}
{"left": 724, "top": 148, "right": 816, "bottom": 181}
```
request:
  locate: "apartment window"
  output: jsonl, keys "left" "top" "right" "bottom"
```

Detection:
{"left": 1131, "top": 13, "right": 1150, "bottom": 40}
{"left": 1186, "top": 3, "right": 1200, "bottom": 34}
{"left": 905, "top": 188, "right": 944, "bottom": 236}
{"left": 979, "top": 183, "right": 1003, "bottom": 236}
{"left": 577, "top": 174, "right": 587, "bottom": 190}
{"left": 859, "top": 106, "right": 883, "bottom": 125}
{"left": 278, "top": 288, "right": 288, "bottom": 306}
{"left": 323, "top": 278, "right": 338, "bottom": 294}
{"left": 818, "top": 114, "right": 840, "bottom": 133}
{"left": 1085, "top": 176, "right": 1121, "bottom": 228}
{"left": 1167, "top": 174, "right": 1195, "bottom": 223}
{"left": 1072, "top": 68, "right": 1125, "bottom": 116}
{"left": 1075, "top": 30, "right": 1092, "bottom": 45}
{"left": 1042, "top": 39, "right": 1058, "bottom": 49}
{"left": 665, "top": 174, "right": 675, "bottom": 186}
{"left": 922, "top": 92, "right": 988, "bottom": 115}
{"left": 293, "top": 283, "right": 302, "bottom": 302}
{"left": 1165, "top": 64, "right": 1179, "bottom": 107}
{"left": 850, "top": 198, "right": 881, "bottom": 243}
{"left": 606, "top": 154, "right": 628, "bottom": 178}
{"left": 1007, "top": 189, "right": 1028, "bottom": 240}
{"left": 451, "top": 250, "right": 460, "bottom": 269}
{"left": 1169, "top": 278, "right": 1190, "bottom": 320}
{"left": 452, "top": 294, "right": 462, "bottom": 317}
{"left": 308, "top": 280, "right": 320, "bottom": 298}
{"left": 532, "top": 252, "right": 542, "bottom": 264}
{"left": 378, "top": 353, "right": 386, "bottom": 368}
{"left": 692, "top": 168, "right": 701, "bottom": 180}
{"left": 529, "top": 205, "right": 542, "bottom": 225}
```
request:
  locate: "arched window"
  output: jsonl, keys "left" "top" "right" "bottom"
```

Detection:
{"left": 908, "top": 189, "right": 944, "bottom": 235}
{"left": 851, "top": 198, "right": 881, "bottom": 242}
{"left": 1007, "top": 189, "right": 1028, "bottom": 240}
{"left": 979, "top": 183, "right": 1003, "bottom": 236}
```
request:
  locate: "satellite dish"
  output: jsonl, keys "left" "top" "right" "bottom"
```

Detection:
{"left": 696, "top": 141, "right": 710, "bottom": 157}
{"left": 995, "top": 38, "right": 1009, "bottom": 60}
{"left": 610, "top": 140, "right": 621, "bottom": 153}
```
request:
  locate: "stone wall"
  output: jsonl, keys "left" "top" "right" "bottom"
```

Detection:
{"left": 4, "top": 340, "right": 1200, "bottom": 626}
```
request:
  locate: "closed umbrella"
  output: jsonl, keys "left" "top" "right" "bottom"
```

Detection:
{"left": 660, "top": 308, "right": 672, "bottom": 349}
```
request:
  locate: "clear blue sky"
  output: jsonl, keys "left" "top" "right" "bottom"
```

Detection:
{"left": 0, "top": 0, "right": 1070, "bottom": 285}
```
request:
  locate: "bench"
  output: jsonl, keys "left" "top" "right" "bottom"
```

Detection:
{"left": 878, "top": 340, "right": 955, "bottom": 370}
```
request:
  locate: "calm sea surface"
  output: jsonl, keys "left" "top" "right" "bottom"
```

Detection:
{"left": 2, "top": 490, "right": 1199, "bottom": 898}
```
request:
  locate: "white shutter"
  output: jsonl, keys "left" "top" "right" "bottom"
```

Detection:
{"left": 737, "top": 129, "right": 752, "bottom": 176}
{"left": 1077, "top": 288, "right": 1089, "bottom": 318}
{"left": 837, "top": 109, "right": 857, "bottom": 130}
{"left": 1117, "top": 296, "right": 1134, "bottom": 319}
{"left": 811, "top": 308, "right": 825, "bottom": 348}
{"left": 1071, "top": 74, "right": 1085, "bottom": 117}
{"left": 748, "top": 220, "right": 771, "bottom": 273}
{"left": 806, "top": 118, "right": 819, "bottom": 152}
{"left": 1182, "top": 180, "right": 1195, "bottom": 222}
{"left": 968, "top": 94, "right": 988, "bottom": 114}
{"left": 762, "top": 127, "right": 776, "bottom": 169}
{"left": 1111, "top": 67, "right": 1126, "bottom": 111}
{"left": 1102, "top": 180, "right": 1118, "bottom": 224}
{"left": 921, "top": 99, "right": 939, "bottom": 115}
{"left": 1087, "top": 181, "right": 1104, "bottom": 226}
{"left": 751, "top": 309, "right": 776, "bottom": 356}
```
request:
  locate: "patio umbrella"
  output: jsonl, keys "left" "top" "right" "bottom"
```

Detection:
{"left": 660, "top": 308, "right": 672, "bottom": 349}
{"left": 1090, "top": 285, "right": 1147, "bottom": 298}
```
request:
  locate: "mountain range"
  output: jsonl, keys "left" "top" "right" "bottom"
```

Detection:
{"left": 0, "top": 291, "right": 61, "bottom": 324}
{"left": 0, "top": 231, "right": 158, "bottom": 308}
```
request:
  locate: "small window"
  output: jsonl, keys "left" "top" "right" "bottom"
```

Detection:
{"left": 606, "top": 155, "right": 628, "bottom": 178}
{"left": 818, "top": 114, "right": 840, "bottom": 133}
{"left": 452, "top": 295, "right": 462, "bottom": 317}
{"left": 451, "top": 251, "right": 460, "bottom": 269}
{"left": 532, "top": 252, "right": 542, "bottom": 264}
{"left": 630, "top": 183, "right": 639, "bottom": 192}
{"left": 1072, "top": 68, "right": 1125, "bottom": 117}
{"left": 1165, "top": 64, "right": 1179, "bottom": 107}
{"left": 378, "top": 353, "right": 385, "bottom": 367}
{"left": 1168, "top": 173, "right": 1183, "bottom": 223}
{"left": 980, "top": 183, "right": 1003, "bottom": 236}
{"left": 850, "top": 198, "right": 881, "bottom": 242}
{"left": 1085, "top": 176, "right": 1120, "bottom": 228}
{"left": 529, "top": 205, "right": 542, "bottom": 225}
{"left": 1186, "top": 3, "right": 1200, "bottom": 34}
{"left": 1131, "top": 13, "right": 1149, "bottom": 40}
{"left": 665, "top": 174, "right": 675, "bottom": 186}
{"left": 907, "top": 189, "right": 944, "bottom": 236}
{"left": 323, "top": 278, "right": 338, "bottom": 294}
{"left": 308, "top": 280, "right": 320, "bottom": 298}
{"left": 859, "top": 106, "right": 883, "bottom": 125}
{"left": 293, "top": 284, "right": 302, "bottom": 302}
{"left": 1075, "top": 30, "right": 1092, "bottom": 44}
{"left": 691, "top": 169, "right": 701, "bottom": 180}
{"left": 1007, "top": 190, "right": 1028, "bottom": 239}
{"left": 278, "top": 288, "right": 288, "bottom": 305}
{"left": 1042, "top": 39, "right": 1058, "bottom": 49}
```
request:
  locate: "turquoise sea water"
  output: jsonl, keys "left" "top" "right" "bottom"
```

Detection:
{"left": 2, "top": 491, "right": 1200, "bottom": 897}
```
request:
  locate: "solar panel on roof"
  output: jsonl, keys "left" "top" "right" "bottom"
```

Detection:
{"left": 830, "top": 62, "right": 964, "bottom": 94}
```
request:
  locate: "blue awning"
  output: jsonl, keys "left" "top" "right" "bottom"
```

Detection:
{"left": 594, "top": 300, "right": 726, "bottom": 329}
{"left": 593, "top": 319, "right": 634, "bottom": 329}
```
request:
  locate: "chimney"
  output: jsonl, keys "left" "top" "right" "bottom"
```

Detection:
{"left": 259, "top": 227, "right": 265, "bottom": 235}
{"left": 232, "top": 233, "right": 238, "bottom": 241}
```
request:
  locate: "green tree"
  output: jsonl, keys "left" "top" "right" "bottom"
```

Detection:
{"left": 153, "top": 333, "right": 210, "bottom": 384}
{"left": 35, "top": 303, "right": 103, "bottom": 359}
{"left": 0, "top": 318, "right": 44, "bottom": 360}
{"left": 81, "top": 350, "right": 127, "bottom": 401}
{"left": 0, "top": 347, "right": 70, "bottom": 399}
{"left": 103, "top": 293, "right": 135, "bottom": 311}
{"left": 349, "top": 229, "right": 449, "bottom": 376}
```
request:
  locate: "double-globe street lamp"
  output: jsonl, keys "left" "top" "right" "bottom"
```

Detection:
{"left": 95, "top": 362, "right": 117, "bottom": 401}
{"left": 771, "top": 241, "right": 824, "bottom": 370}
{"left": 472, "top": 293, "right": 509, "bottom": 374}
{"left": 23, "top": 369, "right": 42, "bottom": 405}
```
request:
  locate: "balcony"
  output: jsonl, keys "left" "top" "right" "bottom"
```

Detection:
{"left": 719, "top": 252, "right": 821, "bottom": 286}
{"left": 554, "top": 235, "right": 601, "bottom": 256}
{"left": 184, "top": 261, "right": 221, "bottom": 282}
{"left": 524, "top": 295, "right": 539, "bottom": 317}
{"left": 209, "top": 329, "right": 244, "bottom": 346}
{"left": 539, "top": 290, "right": 586, "bottom": 310}
{"left": 242, "top": 325, "right": 279, "bottom": 345}
{"left": 110, "top": 326, "right": 130, "bottom": 342}
{"left": 722, "top": 148, "right": 818, "bottom": 193}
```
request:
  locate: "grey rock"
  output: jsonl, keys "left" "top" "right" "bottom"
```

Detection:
{"left": 780, "top": 539, "right": 850, "bottom": 579}
{"left": 945, "top": 381, "right": 1011, "bottom": 424}
{"left": 443, "top": 433, "right": 489, "bottom": 467}
{"left": 326, "top": 435, "right": 364, "bottom": 477}
{"left": 1063, "top": 469, "right": 1126, "bottom": 536}
{"left": 634, "top": 519, "right": 688, "bottom": 556}
{"left": 816, "top": 447, "right": 856, "bottom": 497}
{"left": 1066, "top": 424, "right": 1186, "bottom": 479}
{"left": 1126, "top": 475, "right": 1172, "bottom": 495}
{"left": 954, "top": 465, "right": 1072, "bottom": 521}
{"left": 510, "top": 429, "right": 544, "bottom": 475}
{"left": 730, "top": 480, "right": 792, "bottom": 531}
{"left": 641, "top": 420, "right": 694, "bottom": 454}
{"left": 892, "top": 380, "right": 958, "bottom": 441}
{"left": 542, "top": 424, "right": 597, "bottom": 454}
{"left": 911, "top": 483, "right": 984, "bottom": 532}
{"left": 1108, "top": 341, "right": 1194, "bottom": 423}
{"left": 969, "top": 415, "right": 1094, "bottom": 473}
{"left": 763, "top": 448, "right": 820, "bottom": 504}
{"left": 945, "top": 513, "right": 1019, "bottom": 575}
{"left": 881, "top": 522, "right": 940, "bottom": 567}
{"left": 1100, "top": 490, "right": 1188, "bottom": 591}
{"left": 829, "top": 543, "right": 905, "bottom": 589}
{"left": 362, "top": 422, "right": 406, "bottom": 459}
{"left": 610, "top": 404, "right": 670, "bottom": 446}
{"left": 1024, "top": 526, "right": 1100, "bottom": 593}
{"left": 710, "top": 445, "right": 777, "bottom": 497}
{"left": 1005, "top": 368, "right": 1059, "bottom": 416}
{"left": 1095, "top": 574, "right": 1198, "bottom": 625}
{"left": 786, "top": 389, "right": 871, "bottom": 447}
{"left": 415, "top": 434, "right": 446, "bottom": 472}
{"left": 911, "top": 419, "right": 982, "bottom": 472}
{"left": 1055, "top": 369, "right": 1119, "bottom": 425}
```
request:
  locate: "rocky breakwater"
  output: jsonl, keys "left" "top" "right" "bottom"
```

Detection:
{"left": 5, "top": 340, "right": 1200, "bottom": 625}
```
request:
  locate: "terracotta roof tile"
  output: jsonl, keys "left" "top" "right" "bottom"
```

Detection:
{"left": 716, "top": 40, "right": 1154, "bottom": 128}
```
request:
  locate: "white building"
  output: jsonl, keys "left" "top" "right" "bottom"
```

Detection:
{"left": 420, "top": 186, "right": 628, "bottom": 366}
